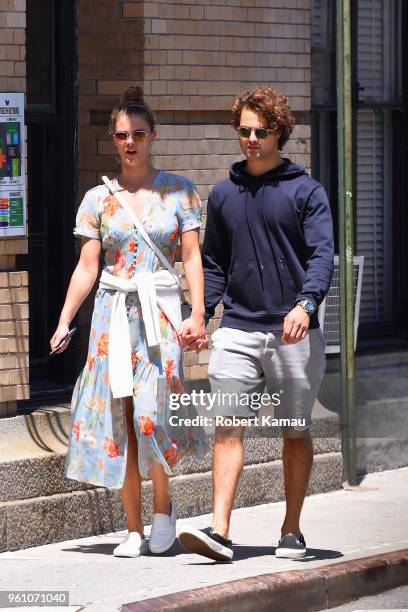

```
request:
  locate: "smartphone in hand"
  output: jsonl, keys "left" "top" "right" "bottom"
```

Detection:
{"left": 49, "top": 327, "right": 78, "bottom": 356}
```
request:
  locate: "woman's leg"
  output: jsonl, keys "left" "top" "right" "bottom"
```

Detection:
{"left": 149, "top": 463, "right": 171, "bottom": 514}
{"left": 120, "top": 397, "right": 144, "bottom": 535}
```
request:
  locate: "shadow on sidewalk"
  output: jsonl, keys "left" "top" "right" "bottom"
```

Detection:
{"left": 62, "top": 540, "right": 189, "bottom": 557}
{"left": 229, "top": 545, "right": 343, "bottom": 562}
{"left": 62, "top": 540, "right": 343, "bottom": 563}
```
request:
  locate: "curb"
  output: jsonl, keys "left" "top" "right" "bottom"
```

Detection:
{"left": 121, "top": 548, "right": 408, "bottom": 612}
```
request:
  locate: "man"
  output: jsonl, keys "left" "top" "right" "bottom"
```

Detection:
{"left": 178, "top": 87, "right": 334, "bottom": 562}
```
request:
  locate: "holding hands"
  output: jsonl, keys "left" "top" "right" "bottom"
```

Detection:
{"left": 178, "top": 314, "right": 209, "bottom": 352}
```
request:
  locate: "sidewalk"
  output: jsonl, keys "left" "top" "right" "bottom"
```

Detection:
{"left": 0, "top": 468, "right": 407, "bottom": 611}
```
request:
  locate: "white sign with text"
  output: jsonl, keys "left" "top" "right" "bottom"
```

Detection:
{"left": 0, "top": 92, "right": 26, "bottom": 237}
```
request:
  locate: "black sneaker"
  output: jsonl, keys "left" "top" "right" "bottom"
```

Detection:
{"left": 178, "top": 526, "right": 233, "bottom": 562}
{"left": 275, "top": 532, "right": 306, "bottom": 559}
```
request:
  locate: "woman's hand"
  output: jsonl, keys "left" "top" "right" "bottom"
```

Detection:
{"left": 178, "top": 314, "right": 208, "bottom": 352}
{"left": 50, "top": 323, "right": 71, "bottom": 354}
{"left": 179, "top": 228, "right": 208, "bottom": 352}
{"left": 50, "top": 237, "right": 101, "bottom": 355}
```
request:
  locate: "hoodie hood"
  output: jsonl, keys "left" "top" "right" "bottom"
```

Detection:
{"left": 230, "top": 158, "right": 307, "bottom": 186}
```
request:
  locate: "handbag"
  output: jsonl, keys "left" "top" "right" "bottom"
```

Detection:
{"left": 101, "top": 176, "right": 192, "bottom": 321}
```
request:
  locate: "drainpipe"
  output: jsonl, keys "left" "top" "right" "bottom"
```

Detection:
{"left": 336, "top": 0, "right": 357, "bottom": 485}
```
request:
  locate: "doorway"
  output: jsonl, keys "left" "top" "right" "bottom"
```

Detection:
{"left": 17, "top": 0, "right": 79, "bottom": 404}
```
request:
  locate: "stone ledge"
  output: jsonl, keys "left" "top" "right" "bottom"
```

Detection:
{"left": 0, "top": 402, "right": 341, "bottom": 502}
{"left": 0, "top": 452, "right": 343, "bottom": 552}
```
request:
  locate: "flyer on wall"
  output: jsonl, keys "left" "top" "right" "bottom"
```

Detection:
{"left": 0, "top": 92, "right": 26, "bottom": 237}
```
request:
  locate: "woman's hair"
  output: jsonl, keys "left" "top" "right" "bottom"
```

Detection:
{"left": 109, "top": 86, "right": 156, "bottom": 133}
{"left": 231, "top": 87, "right": 295, "bottom": 150}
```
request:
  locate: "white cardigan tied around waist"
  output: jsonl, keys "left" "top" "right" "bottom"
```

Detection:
{"left": 99, "top": 268, "right": 182, "bottom": 399}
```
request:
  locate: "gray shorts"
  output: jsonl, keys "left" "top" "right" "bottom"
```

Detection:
{"left": 207, "top": 326, "right": 326, "bottom": 430}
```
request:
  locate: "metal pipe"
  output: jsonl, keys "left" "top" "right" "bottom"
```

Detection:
{"left": 336, "top": 0, "right": 357, "bottom": 485}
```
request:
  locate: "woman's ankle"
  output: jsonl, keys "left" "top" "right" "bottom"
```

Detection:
{"left": 127, "top": 524, "right": 144, "bottom": 537}
{"left": 153, "top": 494, "right": 171, "bottom": 515}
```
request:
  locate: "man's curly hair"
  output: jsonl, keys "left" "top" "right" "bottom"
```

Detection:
{"left": 231, "top": 87, "right": 295, "bottom": 150}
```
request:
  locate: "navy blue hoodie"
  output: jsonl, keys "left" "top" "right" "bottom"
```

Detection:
{"left": 202, "top": 158, "right": 334, "bottom": 331}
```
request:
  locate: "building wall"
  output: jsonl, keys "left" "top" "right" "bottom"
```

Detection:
{"left": 122, "top": 0, "right": 310, "bottom": 112}
{"left": 77, "top": 0, "right": 312, "bottom": 380}
{"left": 0, "top": 0, "right": 28, "bottom": 416}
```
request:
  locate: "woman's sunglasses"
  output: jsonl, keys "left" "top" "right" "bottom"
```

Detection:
{"left": 237, "top": 126, "right": 274, "bottom": 140}
{"left": 114, "top": 130, "right": 150, "bottom": 143}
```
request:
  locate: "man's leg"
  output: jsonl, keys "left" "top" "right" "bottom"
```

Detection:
{"left": 178, "top": 421, "right": 247, "bottom": 560}
{"left": 212, "top": 424, "right": 245, "bottom": 539}
{"left": 178, "top": 327, "right": 264, "bottom": 561}
{"left": 281, "top": 429, "right": 313, "bottom": 537}
{"left": 263, "top": 328, "right": 326, "bottom": 556}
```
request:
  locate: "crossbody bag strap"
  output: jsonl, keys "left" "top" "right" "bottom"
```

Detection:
{"left": 101, "top": 175, "right": 182, "bottom": 288}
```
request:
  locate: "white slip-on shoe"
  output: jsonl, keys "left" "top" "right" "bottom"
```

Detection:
{"left": 148, "top": 500, "right": 177, "bottom": 554}
{"left": 113, "top": 531, "right": 148, "bottom": 558}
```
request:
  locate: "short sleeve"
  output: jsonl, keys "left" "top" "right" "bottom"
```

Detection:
{"left": 176, "top": 181, "right": 203, "bottom": 233}
{"left": 73, "top": 189, "right": 101, "bottom": 240}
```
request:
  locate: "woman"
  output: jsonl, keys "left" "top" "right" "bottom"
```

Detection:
{"left": 50, "top": 87, "right": 208, "bottom": 558}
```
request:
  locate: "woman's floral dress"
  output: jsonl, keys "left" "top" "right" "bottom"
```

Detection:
{"left": 64, "top": 170, "right": 208, "bottom": 489}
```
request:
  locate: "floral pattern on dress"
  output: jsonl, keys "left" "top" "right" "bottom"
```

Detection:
{"left": 64, "top": 170, "right": 208, "bottom": 489}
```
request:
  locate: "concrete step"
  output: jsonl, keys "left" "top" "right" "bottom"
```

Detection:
{"left": 0, "top": 451, "right": 343, "bottom": 552}
{"left": 326, "top": 345, "right": 408, "bottom": 372}
{"left": 0, "top": 403, "right": 341, "bottom": 503}
{"left": 0, "top": 431, "right": 341, "bottom": 503}
{"left": 318, "top": 369, "right": 408, "bottom": 473}
{"left": 0, "top": 400, "right": 341, "bottom": 552}
{"left": 0, "top": 402, "right": 341, "bottom": 459}
{"left": 0, "top": 404, "right": 70, "bottom": 460}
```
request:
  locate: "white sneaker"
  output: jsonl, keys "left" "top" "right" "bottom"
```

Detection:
{"left": 148, "top": 500, "right": 177, "bottom": 554}
{"left": 113, "top": 531, "right": 148, "bottom": 557}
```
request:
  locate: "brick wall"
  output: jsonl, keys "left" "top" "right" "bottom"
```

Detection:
{"left": 0, "top": 271, "right": 29, "bottom": 405}
{"left": 0, "top": 0, "right": 28, "bottom": 416}
{"left": 0, "top": 0, "right": 25, "bottom": 94}
{"left": 77, "top": 0, "right": 144, "bottom": 196}
{"left": 78, "top": 0, "right": 312, "bottom": 381}
{"left": 78, "top": 0, "right": 311, "bottom": 188}
{"left": 122, "top": 0, "right": 310, "bottom": 112}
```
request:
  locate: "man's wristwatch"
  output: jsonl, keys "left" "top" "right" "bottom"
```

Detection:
{"left": 295, "top": 298, "right": 317, "bottom": 316}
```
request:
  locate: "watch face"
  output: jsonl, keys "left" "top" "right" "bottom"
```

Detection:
{"left": 300, "top": 300, "right": 315, "bottom": 313}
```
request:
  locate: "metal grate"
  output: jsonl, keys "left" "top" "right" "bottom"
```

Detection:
{"left": 318, "top": 256, "right": 364, "bottom": 353}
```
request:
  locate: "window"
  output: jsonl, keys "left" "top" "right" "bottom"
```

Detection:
{"left": 26, "top": 0, "right": 55, "bottom": 110}
{"left": 355, "top": 0, "right": 401, "bottom": 325}
{"left": 311, "top": 0, "right": 403, "bottom": 332}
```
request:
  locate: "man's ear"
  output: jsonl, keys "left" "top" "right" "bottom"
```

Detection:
{"left": 274, "top": 131, "right": 282, "bottom": 150}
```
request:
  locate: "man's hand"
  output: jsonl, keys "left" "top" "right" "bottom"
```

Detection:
{"left": 282, "top": 305, "right": 310, "bottom": 344}
{"left": 178, "top": 314, "right": 208, "bottom": 352}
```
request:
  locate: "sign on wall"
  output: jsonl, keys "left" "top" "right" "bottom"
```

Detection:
{"left": 0, "top": 93, "right": 26, "bottom": 237}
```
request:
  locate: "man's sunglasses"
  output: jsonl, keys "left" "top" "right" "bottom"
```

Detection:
{"left": 237, "top": 126, "right": 274, "bottom": 140}
{"left": 114, "top": 130, "right": 150, "bottom": 143}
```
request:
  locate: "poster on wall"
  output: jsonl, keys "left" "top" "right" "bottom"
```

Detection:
{"left": 0, "top": 92, "right": 26, "bottom": 237}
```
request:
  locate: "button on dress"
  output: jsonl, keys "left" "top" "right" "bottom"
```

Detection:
{"left": 64, "top": 170, "right": 208, "bottom": 488}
